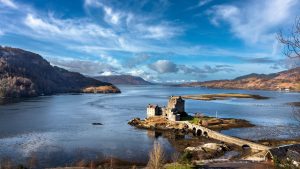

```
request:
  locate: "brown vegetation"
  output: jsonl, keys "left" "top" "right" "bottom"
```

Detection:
{"left": 147, "top": 142, "right": 165, "bottom": 169}
{"left": 0, "top": 46, "right": 120, "bottom": 98}
{"left": 183, "top": 115, "right": 254, "bottom": 131}
{"left": 181, "top": 93, "right": 268, "bottom": 101}
{"left": 179, "top": 67, "right": 300, "bottom": 92}
{"left": 128, "top": 117, "right": 188, "bottom": 131}
{"left": 129, "top": 115, "right": 254, "bottom": 132}
{"left": 82, "top": 85, "right": 121, "bottom": 94}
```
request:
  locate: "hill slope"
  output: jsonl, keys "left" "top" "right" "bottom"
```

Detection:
{"left": 0, "top": 46, "right": 120, "bottom": 98}
{"left": 94, "top": 75, "right": 152, "bottom": 85}
{"left": 179, "top": 67, "right": 300, "bottom": 91}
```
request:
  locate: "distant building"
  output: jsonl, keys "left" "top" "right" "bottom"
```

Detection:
{"left": 146, "top": 96, "right": 185, "bottom": 121}
{"left": 147, "top": 104, "right": 161, "bottom": 117}
{"left": 265, "top": 144, "right": 300, "bottom": 167}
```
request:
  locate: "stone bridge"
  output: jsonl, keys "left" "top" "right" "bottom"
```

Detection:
{"left": 181, "top": 121, "right": 270, "bottom": 151}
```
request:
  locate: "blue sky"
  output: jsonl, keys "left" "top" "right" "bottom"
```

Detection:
{"left": 0, "top": 0, "right": 299, "bottom": 83}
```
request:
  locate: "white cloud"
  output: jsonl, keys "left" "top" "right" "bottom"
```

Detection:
{"left": 100, "top": 71, "right": 115, "bottom": 76}
{"left": 208, "top": 0, "right": 299, "bottom": 44}
{"left": 84, "top": 0, "right": 122, "bottom": 25}
{"left": 25, "top": 14, "right": 61, "bottom": 34}
{"left": 127, "top": 68, "right": 157, "bottom": 82}
{"left": 24, "top": 13, "right": 116, "bottom": 42}
{"left": 148, "top": 60, "right": 179, "bottom": 73}
{"left": 187, "top": 0, "right": 213, "bottom": 10}
{"left": 84, "top": 0, "right": 101, "bottom": 7}
{"left": 99, "top": 54, "right": 121, "bottom": 68}
{"left": 103, "top": 6, "right": 121, "bottom": 25}
{"left": 136, "top": 23, "right": 182, "bottom": 39}
{"left": 0, "top": 0, "right": 291, "bottom": 83}
{"left": 0, "top": 29, "right": 4, "bottom": 36}
{"left": 48, "top": 57, "right": 119, "bottom": 76}
{"left": 0, "top": 0, "right": 17, "bottom": 9}
{"left": 198, "top": 0, "right": 213, "bottom": 7}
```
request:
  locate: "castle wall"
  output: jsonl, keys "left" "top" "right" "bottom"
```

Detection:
{"left": 146, "top": 96, "right": 185, "bottom": 121}
{"left": 147, "top": 107, "right": 156, "bottom": 117}
{"left": 167, "top": 97, "right": 185, "bottom": 113}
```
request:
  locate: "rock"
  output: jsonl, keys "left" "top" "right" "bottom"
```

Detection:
{"left": 184, "top": 143, "right": 230, "bottom": 161}
{"left": 128, "top": 118, "right": 141, "bottom": 126}
{"left": 185, "top": 143, "right": 228, "bottom": 153}
{"left": 92, "top": 123, "right": 103, "bottom": 125}
{"left": 185, "top": 146, "right": 204, "bottom": 152}
{"left": 201, "top": 143, "right": 229, "bottom": 152}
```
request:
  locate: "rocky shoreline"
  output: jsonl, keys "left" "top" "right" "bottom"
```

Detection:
{"left": 128, "top": 115, "right": 254, "bottom": 132}
{"left": 127, "top": 116, "right": 273, "bottom": 168}
{"left": 82, "top": 85, "right": 121, "bottom": 94}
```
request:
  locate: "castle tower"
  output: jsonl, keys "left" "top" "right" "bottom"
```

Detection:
{"left": 167, "top": 96, "right": 185, "bottom": 113}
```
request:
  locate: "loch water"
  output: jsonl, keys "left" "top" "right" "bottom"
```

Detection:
{"left": 0, "top": 85, "right": 299, "bottom": 167}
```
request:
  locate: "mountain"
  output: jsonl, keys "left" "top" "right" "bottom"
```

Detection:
{"left": 0, "top": 46, "right": 120, "bottom": 98}
{"left": 179, "top": 67, "right": 300, "bottom": 91}
{"left": 94, "top": 75, "right": 152, "bottom": 85}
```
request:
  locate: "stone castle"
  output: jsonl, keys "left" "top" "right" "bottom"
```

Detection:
{"left": 146, "top": 96, "right": 185, "bottom": 121}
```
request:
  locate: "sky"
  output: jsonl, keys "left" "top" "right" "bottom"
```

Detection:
{"left": 0, "top": 0, "right": 299, "bottom": 83}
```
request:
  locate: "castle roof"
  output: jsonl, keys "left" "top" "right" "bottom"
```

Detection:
{"left": 147, "top": 104, "right": 159, "bottom": 108}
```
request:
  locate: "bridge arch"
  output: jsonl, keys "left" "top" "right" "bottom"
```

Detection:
{"left": 242, "top": 144, "right": 250, "bottom": 150}
{"left": 182, "top": 121, "right": 270, "bottom": 151}
{"left": 196, "top": 129, "right": 202, "bottom": 136}
{"left": 192, "top": 127, "right": 197, "bottom": 136}
{"left": 203, "top": 131, "right": 208, "bottom": 138}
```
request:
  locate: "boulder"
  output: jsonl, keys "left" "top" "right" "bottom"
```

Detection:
{"left": 185, "top": 143, "right": 228, "bottom": 153}
{"left": 128, "top": 118, "right": 141, "bottom": 126}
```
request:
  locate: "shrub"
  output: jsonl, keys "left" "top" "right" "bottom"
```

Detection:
{"left": 147, "top": 142, "right": 165, "bottom": 169}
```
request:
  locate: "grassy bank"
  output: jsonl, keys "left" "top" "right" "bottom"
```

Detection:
{"left": 181, "top": 115, "right": 254, "bottom": 131}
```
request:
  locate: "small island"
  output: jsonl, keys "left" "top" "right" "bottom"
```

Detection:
{"left": 129, "top": 96, "right": 254, "bottom": 131}
{"left": 128, "top": 96, "right": 273, "bottom": 167}
{"left": 82, "top": 85, "right": 121, "bottom": 94}
{"left": 181, "top": 93, "right": 269, "bottom": 101}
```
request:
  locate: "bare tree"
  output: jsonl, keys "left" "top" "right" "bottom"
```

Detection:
{"left": 278, "top": 17, "right": 300, "bottom": 123}
{"left": 147, "top": 142, "right": 165, "bottom": 169}
{"left": 277, "top": 17, "right": 300, "bottom": 59}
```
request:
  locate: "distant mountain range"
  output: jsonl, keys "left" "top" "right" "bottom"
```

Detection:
{"left": 94, "top": 75, "right": 152, "bottom": 85}
{"left": 0, "top": 46, "right": 120, "bottom": 98}
{"left": 179, "top": 67, "right": 300, "bottom": 91}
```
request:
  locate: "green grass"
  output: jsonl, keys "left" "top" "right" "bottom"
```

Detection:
{"left": 180, "top": 116, "right": 199, "bottom": 124}
{"left": 181, "top": 115, "right": 214, "bottom": 124}
{"left": 190, "top": 117, "right": 200, "bottom": 124}
{"left": 165, "top": 163, "right": 195, "bottom": 169}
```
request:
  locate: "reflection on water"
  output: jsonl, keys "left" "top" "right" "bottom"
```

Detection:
{"left": 0, "top": 85, "right": 299, "bottom": 167}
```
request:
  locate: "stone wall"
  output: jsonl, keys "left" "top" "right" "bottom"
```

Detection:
{"left": 182, "top": 121, "right": 270, "bottom": 151}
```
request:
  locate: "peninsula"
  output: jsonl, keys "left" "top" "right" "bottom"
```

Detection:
{"left": 0, "top": 46, "right": 120, "bottom": 98}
